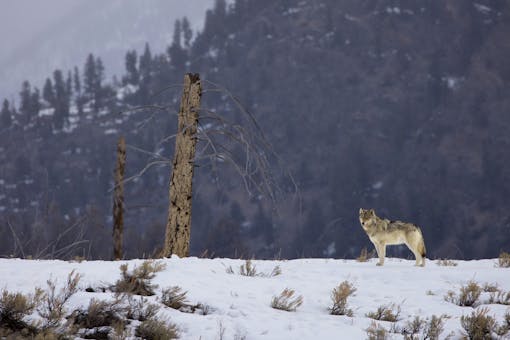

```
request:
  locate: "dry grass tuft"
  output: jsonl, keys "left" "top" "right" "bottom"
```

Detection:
{"left": 460, "top": 307, "right": 497, "bottom": 339}
{"left": 161, "top": 286, "right": 188, "bottom": 310}
{"left": 444, "top": 281, "right": 481, "bottom": 307}
{"left": 423, "top": 315, "right": 446, "bottom": 340}
{"left": 498, "top": 252, "right": 510, "bottom": 268}
{"left": 396, "top": 315, "right": 446, "bottom": 340}
{"left": 435, "top": 259, "right": 458, "bottom": 266}
{"left": 366, "top": 303, "right": 401, "bottom": 322}
{"left": 114, "top": 260, "right": 166, "bottom": 296}
{"left": 356, "top": 247, "right": 375, "bottom": 262}
{"left": 482, "top": 282, "right": 500, "bottom": 293}
{"left": 366, "top": 321, "right": 388, "bottom": 340}
{"left": 489, "top": 290, "right": 510, "bottom": 305}
{"left": 125, "top": 296, "right": 160, "bottom": 321}
{"left": 270, "top": 288, "right": 303, "bottom": 312}
{"left": 135, "top": 318, "right": 178, "bottom": 340}
{"left": 239, "top": 259, "right": 257, "bottom": 276}
{"left": 329, "top": 281, "right": 356, "bottom": 316}
{"left": 69, "top": 298, "right": 124, "bottom": 329}
{"left": 226, "top": 260, "right": 281, "bottom": 278}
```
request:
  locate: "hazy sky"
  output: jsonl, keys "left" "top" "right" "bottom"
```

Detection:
{"left": 0, "top": 0, "right": 214, "bottom": 100}
{"left": 0, "top": 0, "right": 86, "bottom": 64}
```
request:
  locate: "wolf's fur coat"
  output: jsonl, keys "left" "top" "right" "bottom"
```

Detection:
{"left": 359, "top": 208, "right": 426, "bottom": 266}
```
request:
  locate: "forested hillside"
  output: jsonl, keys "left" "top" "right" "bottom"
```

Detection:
{"left": 1, "top": 0, "right": 509, "bottom": 260}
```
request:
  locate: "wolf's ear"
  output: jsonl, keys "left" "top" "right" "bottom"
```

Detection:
{"left": 359, "top": 208, "right": 363, "bottom": 213}
{"left": 370, "top": 209, "right": 375, "bottom": 215}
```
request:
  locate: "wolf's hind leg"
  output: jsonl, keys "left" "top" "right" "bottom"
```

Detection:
{"left": 406, "top": 241, "right": 423, "bottom": 267}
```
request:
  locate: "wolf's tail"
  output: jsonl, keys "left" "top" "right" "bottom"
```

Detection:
{"left": 418, "top": 228, "right": 426, "bottom": 258}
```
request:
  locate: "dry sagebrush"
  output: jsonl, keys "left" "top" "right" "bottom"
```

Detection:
{"left": 226, "top": 259, "right": 281, "bottom": 278}
{"left": 498, "top": 251, "right": 510, "bottom": 268}
{"left": 366, "top": 321, "right": 388, "bottom": 340}
{"left": 460, "top": 308, "right": 498, "bottom": 339}
{"left": 356, "top": 247, "right": 375, "bottom": 262}
{"left": 161, "top": 286, "right": 188, "bottom": 310}
{"left": 444, "top": 281, "right": 481, "bottom": 307}
{"left": 329, "top": 280, "right": 357, "bottom": 316}
{"left": 0, "top": 288, "right": 43, "bottom": 336}
{"left": 114, "top": 260, "right": 166, "bottom": 296}
{"left": 393, "top": 315, "right": 446, "bottom": 340}
{"left": 38, "top": 270, "right": 81, "bottom": 328}
{"left": 366, "top": 303, "right": 401, "bottom": 322}
{"left": 135, "top": 318, "right": 178, "bottom": 340}
{"left": 270, "top": 288, "right": 303, "bottom": 312}
{"left": 435, "top": 258, "right": 458, "bottom": 267}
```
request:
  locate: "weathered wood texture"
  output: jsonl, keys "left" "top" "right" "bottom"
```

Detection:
{"left": 163, "top": 73, "right": 201, "bottom": 257}
{"left": 113, "top": 136, "right": 126, "bottom": 260}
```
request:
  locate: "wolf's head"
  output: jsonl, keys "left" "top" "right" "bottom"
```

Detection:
{"left": 359, "top": 208, "right": 375, "bottom": 230}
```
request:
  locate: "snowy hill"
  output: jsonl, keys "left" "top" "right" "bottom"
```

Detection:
{"left": 1, "top": 257, "right": 509, "bottom": 339}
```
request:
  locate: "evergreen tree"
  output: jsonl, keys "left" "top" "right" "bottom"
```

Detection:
{"left": 83, "top": 53, "right": 96, "bottom": 101}
{"left": 181, "top": 17, "right": 193, "bottom": 48}
{"left": 30, "top": 87, "right": 41, "bottom": 118}
{"left": 96, "top": 58, "right": 105, "bottom": 110}
{"left": 66, "top": 70, "right": 73, "bottom": 100}
{"left": 138, "top": 43, "right": 153, "bottom": 104}
{"left": 53, "top": 69, "right": 70, "bottom": 129}
{"left": 73, "top": 66, "right": 81, "bottom": 95}
{"left": 43, "top": 78, "right": 55, "bottom": 107}
{"left": 94, "top": 57, "right": 105, "bottom": 111}
{"left": 168, "top": 19, "right": 187, "bottom": 70}
{"left": 1, "top": 99, "right": 12, "bottom": 128}
{"left": 123, "top": 50, "right": 139, "bottom": 85}
{"left": 73, "top": 66, "right": 84, "bottom": 116}
{"left": 19, "top": 80, "right": 32, "bottom": 122}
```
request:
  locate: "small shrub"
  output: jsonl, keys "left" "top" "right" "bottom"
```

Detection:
{"left": 270, "top": 288, "right": 303, "bottom": 312}
{"left": 498, "top": 310, "right": 510, "bottom": 335}
{"left": 125, "top": 296, "right": 159, "bottom": 321}
{"left": 194, "top": 303, "right": 213, "bottom": 315}
{"left": 226, "top": 260, "right": 281, "bottom": 277}
{"left": 435, "top": 259, "right": 458, "bottom": 267}
{"left": 366, "top": 321, "right": 388, "bottom": 340}
{"left": 460, "top": 307, "right": 497, "bottom": 339}
{"left": 444, "top": 281, "right": 481, "bottom": 307}
{"left": 489, "top": 290, "right": 510, "bottom": 305}
{"left": 161, "top": 286, "right": 188, "bottom": 310}
{"left": 482, "top": 282, "right": 500, "bottom": 293}
{"left": 400, "top": 316, "right": 425, "bottom": 339}
{"left": 423, "top": 315, "right": 446, "bottom": 340}
{"left": 239, "top": 260, "right": 257, "bottom": 276}
{"left": 366, "top": 303, "right": 401, "bottom": 322}
{"left": 329, "top": 281, "right": 356, "bottom": 316}
{"left": 357, "top": 247, "right": 375, "bottom": 262}
{"left": 0, "top": 288, "right": 43, "bottom": 334}
{"left": 268, "top": 266, "right": 282, "bottom": 277}
{"left": 114, "top": 260, "right": 166, "bottom": 296}
{"left": 135, "top": 318, "right": 178, "bottom": 340}
{"left": 69, "top": 298, "right": 124, "bottom": 329}
{"left": 38, "top": 270, "right": 81, "bottom": 328}
{"left": 498, "top": 252, "right": 510, "bottom": 268}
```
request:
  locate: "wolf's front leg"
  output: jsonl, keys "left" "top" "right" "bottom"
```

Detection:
{"left": 374, "top": 243, "right": 385, "bottom": 266}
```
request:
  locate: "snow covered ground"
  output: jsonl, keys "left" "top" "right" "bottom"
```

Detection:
{"left": 0, "top": 256, "right": 509, "bottom": 339}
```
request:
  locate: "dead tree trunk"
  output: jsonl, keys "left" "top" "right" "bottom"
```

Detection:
{"left": 113, "top": 136, "right": 126, "bottom": 260}
{"left": 163, "top": 73, "right": 201, "bottom": 257}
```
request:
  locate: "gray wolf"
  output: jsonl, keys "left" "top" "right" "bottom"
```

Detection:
{"left": 359, "top": 208, "right": 426, "bottom": 266}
